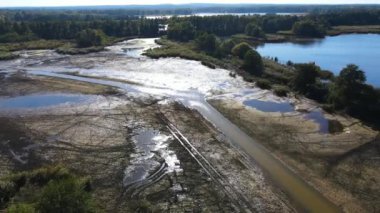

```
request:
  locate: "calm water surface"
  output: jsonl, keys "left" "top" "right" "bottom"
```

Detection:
{"left": 0, "top": 93, "right": 90, "bottom": 109}
{"left": 257, "top": 34, "right": 380, "bottom": 87}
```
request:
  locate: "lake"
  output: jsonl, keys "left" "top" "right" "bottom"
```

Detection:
{"left": 256, "top": 34, "right": 380, "bottom": 87}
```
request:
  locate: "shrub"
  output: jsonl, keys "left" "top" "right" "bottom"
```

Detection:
{"left": 76, "top": 29, "right": 106, "bottom": 48}
{"left": 319, "top": 70, "right": 334, "bottom": 80}
{"left": 273, "top": 85, "right": 290, "bottom": 97}
{"left": 243, "top": 49, "right": 264, "bottom": 76}
{"left": 245, "top": 23, "right": 265, "bottom": 38}
{"left": 219, "top": 39, "right": 235, "bottom": 56}
{"left": 8, "top": 203, "right": 36, "bottom": 213}
{"left": 256, "top": 79, "right": 272, "bottom": 90}
{"left": 0, "top": 181, "right": 17, "bottom": 208}
{"left": 292, "top": 63, "right": 320, "bottom": 94}
{"left": 37, "top": 177, "right": 95, "bottom": 213}
{"left": 167, "top": 21, "right": 195, "bottom": 42}
{"left": 292, "top": 20, "right": 326, "bottom": 38}
{"left": 29, "top": 165, "right": 71, "bottom": 186}
{"left": 231, "top": 42, "right": 251, "bottom": 59}
{"left": 195, "top": 32, "right": 217, "bottom": 53}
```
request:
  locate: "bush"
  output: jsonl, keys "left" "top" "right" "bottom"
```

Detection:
{"left": 195, "top": 32, "right": 217, "bottom": 53}
{"left": 256, "top": 79, "right": 272, "bottom": 90}
{"left": 167, "top": 21, "right": 195, "bottom": 42}
{"left": 76, "top": 29, "right": 106, "bottom": 48}
{"left": 37, "top": 177, "right": 95, "bottom": 213}
{"left": 218, "top": 39, "right": 235, "bottom": 56}
{"left": 292, "top": 20, "right": 326, "bottom": 38}
{"left": 29, "top": 165, "right": 71, "bottom": 186}
{"left": 231, "top": 42, "right": 251, "bottom": 59}
{"left": 243, "top": 49, "right": 264, "bottom": 76}
{"left": 319, "top": 70, "right": 334, "bottom": 80}
{"left": 273, "top": 85, "right": 290, "bottom": 97}
{"left": 245, "top": 23, "right": 265, "bottom": 38}
{"left": 0, "top": 181, "right": 17, "bottom": 208}
{"left": 292, "top": 63, "right": 320, "bottom": 94}
{"left": 8, "top": 203, "right": 36, "bottom": 213}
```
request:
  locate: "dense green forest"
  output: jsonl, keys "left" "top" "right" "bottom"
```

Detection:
{"left": 0, "top": 8, "right": 380, "bottom": 43}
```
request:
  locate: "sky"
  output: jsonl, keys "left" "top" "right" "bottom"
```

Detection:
{"left": 0, "top": 0, "right": 379, "bottom": 7}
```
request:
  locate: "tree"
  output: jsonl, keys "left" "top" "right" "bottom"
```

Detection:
{"left": 243, "top": 49, "right": 264, "bottom": 76}
{"left": 218, "top": 39, "right": 235, "bottom": 57}
{"left": 76, "top": 29, "right": 106, "bottom": 48}
{"left": 231, "top": 42, "right": 251, "bottom": 59}
{"left": 167, "top": 21, "right": 195, "bottom": 42}
{"left": 245, "top": 23, "right": 265, "bottom": 38}
{"left": 292, "top": 63, "right": 320, "bottom": 94}
{"left": 328, "top": 64, "right": 367, "bottom": 109}
{"left": 195, "top": 32, "right": 217, "bottom": 53}
{"left": 292, "top": 20, "right": 326, "bottom": 38}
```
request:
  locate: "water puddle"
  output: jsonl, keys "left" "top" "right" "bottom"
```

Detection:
{"left": 122, "top": 47, "right": 145, "bottom": 58}
{"left": 123, "top": 128, "right": 181, "bottom": 187}
{"left": 243, "top": 99, "right": 343, "bottom": 134}
{"left": 304, "top": 111, "right": 343, "bottom": 134}
{"left": 243, "top": 99, "right": 294, "bottom": 113}
{"left": 0, "top": 93, "right": 92, "bottom": 109}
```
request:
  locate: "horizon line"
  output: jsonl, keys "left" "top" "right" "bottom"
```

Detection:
{"left": 1, "top": 3, "right": 380, "bottom": 8}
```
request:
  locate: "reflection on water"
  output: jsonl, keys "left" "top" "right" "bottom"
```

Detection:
{"left": 257, "top": 34, "right": 380, "bottom": 86}
{"left": 0, "top": 93, "right": 91, "bottom": 109}
{"left": 305, "top": 111, "right": 345, "bottom": 134}
{"left": 243, "top": 99, "right": 294, "bottom": 113}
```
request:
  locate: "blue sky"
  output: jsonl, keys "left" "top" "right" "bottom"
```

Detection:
{"left": 1, "top": 0, "right": 379, "bottom": 7}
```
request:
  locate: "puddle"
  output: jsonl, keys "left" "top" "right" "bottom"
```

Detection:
{"left": 122, "top": 47, "right": 145, "bottom": 58}
{"left": 123, "top": 128, "right": 181, "bottom": 187}
{"left": 304, "top": 111, "right": 344, "bottom": 134}
{"left": 0, "top": 93, "right": 92, "bottom": 109}
{"left": 243, "top": 99, "right": 294, "bottom": 113}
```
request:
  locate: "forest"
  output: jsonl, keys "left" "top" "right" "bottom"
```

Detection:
{"left": 0, "top": 9, "right": 379, "bottom": 44}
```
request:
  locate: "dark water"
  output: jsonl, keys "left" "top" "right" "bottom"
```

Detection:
{"left": 243, "top": 99, "right": 294, "bottom": 113}
{"left": 0, "top": 93, "right": 88, "bottom": 109}
{"left": 257, "top": 34, "right": 380, "bottom": 87}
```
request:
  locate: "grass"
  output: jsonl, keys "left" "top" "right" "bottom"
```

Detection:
{"left": 328, "top": 25, "right": 380, "bottom": 36}
{"left": 144, "top": 38, "right": 231, "bottom": 69}
{"left": 56, "top": 36, "right": 132, "bottom": 55}
{"left": 0, "top": 51, "right": 18, "bottom": 60}
{"left": 0, "top": 36, "right": 134, "bottom": 59}
{"left": 56, "top": 45, "right": 105, "bottom": 55}
{"left": 0, "top": 39, "right": 67, "bottom": 61}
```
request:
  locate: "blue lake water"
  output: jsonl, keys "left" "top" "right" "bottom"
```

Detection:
{"left": 0, "top": 93, "right": 89, "bottom": 109}
{"left": 256, "top": 34, "right": 380, "bottom": 87}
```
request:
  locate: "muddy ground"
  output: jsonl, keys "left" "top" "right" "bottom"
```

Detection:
{"left": 0, "top": 73, "right": 293, "bottom": 212}
{"left": 209, "top": 98, "right": 380, "bottom": 212}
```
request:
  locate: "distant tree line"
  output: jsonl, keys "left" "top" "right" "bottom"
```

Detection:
{"left": 170, "top": 9, "right": 380, "bottom": 37}
{"left": 0, "top": 9, "right": 379, "bottom": 43}
{"left": 0, "top": 18, "right": 161, "bottom": 43}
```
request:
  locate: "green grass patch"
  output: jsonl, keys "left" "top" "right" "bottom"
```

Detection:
{"left": 0, "top": 51, "right": 18, "bottom": 60}
{"left": 144, "top": 38, "right": 229, "bottom": 69}
{"left": 328, "top": 25, "right": 380, "bottom": 36}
